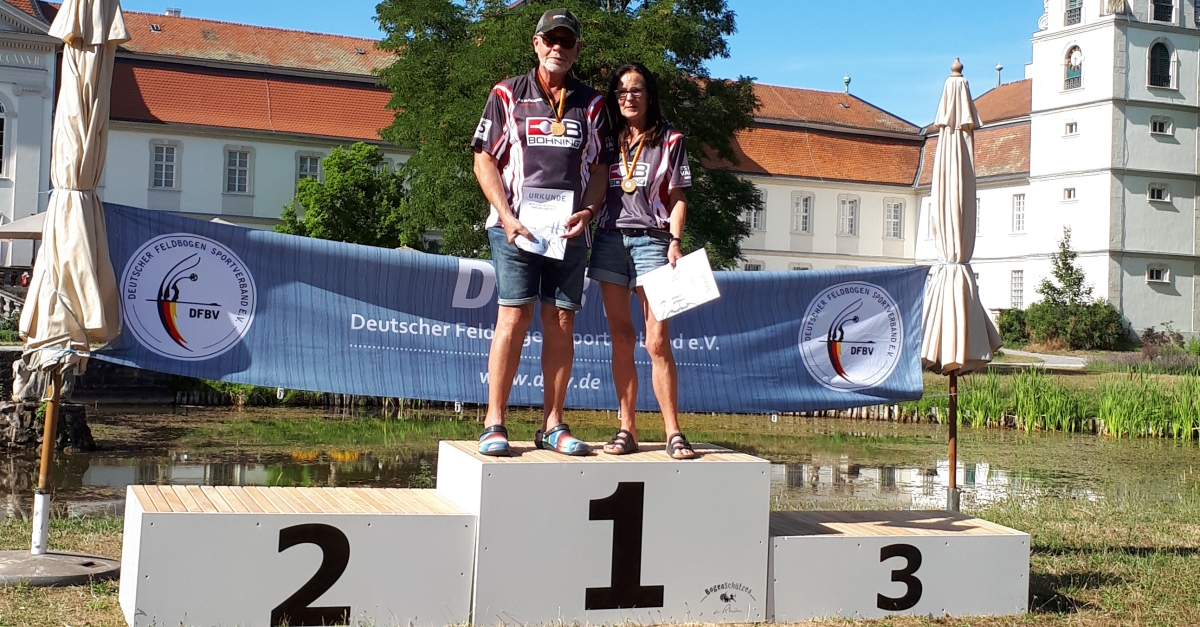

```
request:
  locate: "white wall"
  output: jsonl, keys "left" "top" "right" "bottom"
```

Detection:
{"left": 739, "top": 176, "right": 918, "bottom": 271}
{"left": 102, "top": 125, "right": 408, "bottom": 225}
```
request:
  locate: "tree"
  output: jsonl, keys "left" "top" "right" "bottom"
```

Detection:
{"left": 375, "top": 0, "right": 759, "bottom": 265}
{"left": 1036, "top": 226, "right": 1092, "bottom": 306}
{"left": 276, "top": 143, "right": 409, "bottom": 248}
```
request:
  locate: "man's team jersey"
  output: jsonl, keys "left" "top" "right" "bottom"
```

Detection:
{"left": 471, "top": 69, "right": 611, "bottom": 236}
{"left": 598, "top": 125, "right": 692, "bottom": 231}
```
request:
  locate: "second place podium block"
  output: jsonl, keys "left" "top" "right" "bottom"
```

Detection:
{"left": 436, "top": 441, "right": 771, "bottom": 626}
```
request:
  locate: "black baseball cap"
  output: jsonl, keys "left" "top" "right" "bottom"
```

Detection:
{"left": 535, "top": 8, "right": 580, "bottom": 38}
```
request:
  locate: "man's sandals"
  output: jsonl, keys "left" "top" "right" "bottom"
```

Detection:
{"left": 535, "top": 423, "right": 591, "bottom": 456}
{"left": 478, "top": 424, "right": 511, "bottom": 457}
{"left": 667, "top": 432, "right": 696, "bottom": 460}
{"left": 603, "top": 429, "right": 638, "bottom": 455}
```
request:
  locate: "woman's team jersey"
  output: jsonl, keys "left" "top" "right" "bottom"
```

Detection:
{"left": 471, "top": 69, "right": 611, "bottom": 237}
{"left": 598, "top": 125, "right": 692, "bottom": 231}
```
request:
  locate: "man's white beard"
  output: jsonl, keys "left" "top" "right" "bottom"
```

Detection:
{"left": 541, "top": 57, "right": 570, "bottom": 74}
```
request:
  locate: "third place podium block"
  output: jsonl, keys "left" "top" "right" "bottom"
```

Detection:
{"left": 768, "top": 510, "right": 1029, "bottom": 621}
{"left": 436, "top": 441, "right": 771, "bottom": 625}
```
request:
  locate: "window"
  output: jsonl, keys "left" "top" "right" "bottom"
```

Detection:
{"left": 0, "top": 103, "right": 6, "bottom": 175}
{"left": 1065, "top": 122, "right": 1078, "bottom": 135}
{"left": 1063, "top": 188, "right": 1077, "bottom": 201}
{"left": 225, "top": 150, "right": 250, "bottom": 193}
{"left": 1152, "top": 0, "right": 1174, "bottom": 22}
{"left": 1011, "top": 270, "right": 1024, "bottom": 309}
{"left": 838, "top": 196, "right": 859, "bottom": 236}
{"left": 744, "top": 262, "right": 763, "bottom": 271}
{"left": 1150, "top": 43, "right": 1173, "bottom": 88}
{"left": 298, "top": 156, "right": 320, "bottom": 182}
{"left": 743, "top": 208, "right": 764, "bottom": 231}
{"left": 1149, "top": 183, "right": 1171, "bottom": 202}
{"left": 884, "top": 200, "right": 904, "bottom": 239}
{"left": 1065, "top": 46, "right": 1083, "bottom": 90}
{"left": 1150, "top": 116, "right": 1173, "bottom": 135}
{"left": 1012, "top": 194, "right": 1026, "bottom": 233}
{"left": 791, "top": 192, "right": 813, "bottom": 233}
{"left": 1147, "top": 265, "right": 1170, "bottom": 283}
{"left": 152, "top": 144, "right": 176, "bottom": 189}
{"left": 1065, "top": 0, "right": 1082, "bottom": 25}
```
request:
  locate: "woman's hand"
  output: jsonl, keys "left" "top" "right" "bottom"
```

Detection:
{"left": 668, "top": 239, "right": 683, "bottom": 267}
{"left": 562, "top": 209, "right": 592, "bottom": 239}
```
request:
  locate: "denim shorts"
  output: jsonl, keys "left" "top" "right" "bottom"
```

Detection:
{"left": 488, "top": 227, "right": 587, "bottom": 311}
{"left": 586, "top": 228, "right": 670, "bottom": 290}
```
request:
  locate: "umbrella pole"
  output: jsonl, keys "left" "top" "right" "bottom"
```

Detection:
{"left": 947, "top": 371, "right": 960, "bottom": 512}
{"left": 31, "top": 368, "right": 63, "bottom": 555}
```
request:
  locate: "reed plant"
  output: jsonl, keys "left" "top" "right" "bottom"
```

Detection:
{"left": 960, "top": 370, "right": 1007, "bottom": 427}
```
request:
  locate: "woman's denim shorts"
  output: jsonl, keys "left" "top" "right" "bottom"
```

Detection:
{"left": 586, "top": 228, "right": 670, "bottom": 289}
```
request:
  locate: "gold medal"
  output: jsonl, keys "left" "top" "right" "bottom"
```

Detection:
{"left": 619, "top": 135, "right": 646, "bottom": 196}
{"left": 537, "top": 72, "right": 569, "bottom": 139}
{"left": 551, "top": 121, "right": 567, "bottom": 137}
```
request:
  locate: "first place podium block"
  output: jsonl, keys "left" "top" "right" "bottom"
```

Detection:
{"left": 768, "top": 510, "right": 1029, "bottom": 621}
{"left": 120, "top": 485, "right": 476, "bottom": 627}
{"left": 436, "top": 441, "right": 770, "bottom": 626}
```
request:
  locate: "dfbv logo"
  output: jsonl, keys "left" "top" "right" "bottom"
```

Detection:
{"left": 121, "top": 233, "right": 257, "bottom": 361}
{"left": 799, "top": 281, "right": 902, "bottom": 392}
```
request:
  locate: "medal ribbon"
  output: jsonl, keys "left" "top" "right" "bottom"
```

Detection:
{"left": 536, "top": 72, "right": 566, "bottom": 124}
{"left": 621, "top": 135, "right": 646, "bottom": 188}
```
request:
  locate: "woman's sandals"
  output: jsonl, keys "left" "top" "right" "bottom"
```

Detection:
{"left": 603, "top": 429, "right": 639, "bottom": 455}
{"left": 667, "top": 432, "right": 696, "bottom": 460}
{"left": 534, "top": 423, "right": 591, "bottom": 456}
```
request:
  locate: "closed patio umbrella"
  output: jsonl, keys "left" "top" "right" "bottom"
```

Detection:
{"left": 18, "top": 0, "right": 127, "bottom": 556}
{"left": 922, "top": 60, "right": 1002, "bottom": 511}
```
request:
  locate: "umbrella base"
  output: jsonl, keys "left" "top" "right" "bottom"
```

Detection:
{"left": 947, "top": 487, "right": 961, "bottom": 512}
{"left": 0, "top": 551, "right": 119, "bottom": 586}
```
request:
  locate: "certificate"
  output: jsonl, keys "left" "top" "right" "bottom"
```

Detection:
{"left": 515, "top": 187, "right": 574, "bottom": 260}
{"left": 638, "top": 248, "right": 721, "bottom": 321}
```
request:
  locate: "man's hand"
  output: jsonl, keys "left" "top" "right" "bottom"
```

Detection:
{"left": 562, "top": 209, "right": 592, "bottom": 239}
{"left": 668, "top": 240, "right": 683, "bottom": 267}
{"left": 503, "top": 216, "right": 534, "bottom": 244}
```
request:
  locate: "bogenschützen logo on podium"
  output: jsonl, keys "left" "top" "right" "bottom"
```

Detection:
{"left": 799, "top": 281, "right": 903, "bottom": 392}
{"left": 120, "top": 233, "right": 256, "bottom": 361}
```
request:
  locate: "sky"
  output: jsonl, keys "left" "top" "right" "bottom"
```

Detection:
{"left": 118, "top": 0, "right": 1046, "bottom": 125}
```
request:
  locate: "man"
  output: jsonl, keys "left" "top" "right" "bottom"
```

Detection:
{"left": 471, "top": 9, "right": 612, "bottom": 456}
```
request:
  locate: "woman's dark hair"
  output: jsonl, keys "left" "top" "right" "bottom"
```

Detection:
{"left": 606, "top": 63, "right": 666, "bottom": 149}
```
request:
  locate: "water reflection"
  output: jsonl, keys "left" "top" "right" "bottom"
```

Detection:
{"left": 769, "top": 460, "right": 1100, "bottom": 510}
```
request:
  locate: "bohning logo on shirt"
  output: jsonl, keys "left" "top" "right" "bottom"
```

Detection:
{"left": 609, "top": 162, "right": 649, "bottom": 188}
{"left": 526, "top": 118, "right": 584, "bottom": 148}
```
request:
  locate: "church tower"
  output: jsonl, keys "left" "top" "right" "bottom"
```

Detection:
{"left": 1028, "top": 0, "right": 1200, "bottom": 333}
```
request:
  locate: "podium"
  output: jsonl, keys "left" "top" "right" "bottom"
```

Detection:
{"left": 119, "top": 485, "right": 475, "bottom": 627}
{"left": 767, "top": 510, "right": 1029, "bottom": 621}
{"left": 118, "top": 443, "right": 1029, "bottom": 626}
{"left": 436, "top": 441, "right": 771, "bottom": 625}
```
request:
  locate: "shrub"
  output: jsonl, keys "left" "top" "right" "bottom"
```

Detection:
{"left": 996, "top": 308, "right": 1028, "bottom": 347}
{"left": 1025, "top": 301, "right": 1126, "bottom": 351}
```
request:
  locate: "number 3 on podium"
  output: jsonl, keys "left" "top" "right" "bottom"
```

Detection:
{"left": 585, "top": 482, "right": 665, "bottom": 610}
{"left": 877, "top": 543, "right": 923, "bottom": 611}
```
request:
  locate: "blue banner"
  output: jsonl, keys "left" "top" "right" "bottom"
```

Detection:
{"left": 95, "top": 204, "right": 927, "bottom": 413}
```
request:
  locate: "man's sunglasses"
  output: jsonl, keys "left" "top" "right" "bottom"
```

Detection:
{"left": 540, "top": 33, "right": 577, "bottom": 49}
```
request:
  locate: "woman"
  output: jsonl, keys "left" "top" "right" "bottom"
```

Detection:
{"left": 587, "top": 63, "right": 694, "bottom": 460}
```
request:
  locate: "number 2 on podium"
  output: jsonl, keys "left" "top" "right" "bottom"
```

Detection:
{"left": 271, "top": 524, "right": 352, "bottom": 626}
{"left": 585, "top": 482, "right": 665, "bottom": 610}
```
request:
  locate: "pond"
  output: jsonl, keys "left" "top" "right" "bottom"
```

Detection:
{"left": 0, "top": 405, "right": 1196, "bottom": 519}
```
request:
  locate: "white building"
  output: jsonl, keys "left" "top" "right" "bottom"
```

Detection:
{"left": 0, "top": 0, "right": 405, "bottom": 267}
{"left": 917, "top": 0, "right": 1200, "bottom": 335}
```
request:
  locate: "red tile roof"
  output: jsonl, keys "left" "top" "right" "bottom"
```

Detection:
{"left": 114, "top": 10, "right": 391, "bottom": 76}
{"left": 918, "top": 122, "right": 1030, "bottom": 185}
{"left": 110, "top": 60, "right": 394, "bottom": 141}
{"left": 754, "top": 83, "right": 920, "bottom": 135}
{"left": 4, "top": 0, "right": 43, "bottom": 21}
{"left": 974, "top": 79, "right": 1032, "bottom": 126}
{"left": 715, "top": 125, "right": 923, "bottom": 186}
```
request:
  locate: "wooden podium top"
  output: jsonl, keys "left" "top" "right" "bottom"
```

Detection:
{"left": 770, "top": 510, "right": 1026, "bottom": 538}
{"left": 442, "top": 440, "right": 764, "bottom": 463}
{"left": 130, "top": 485, "right": 465, "bottom": 515}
